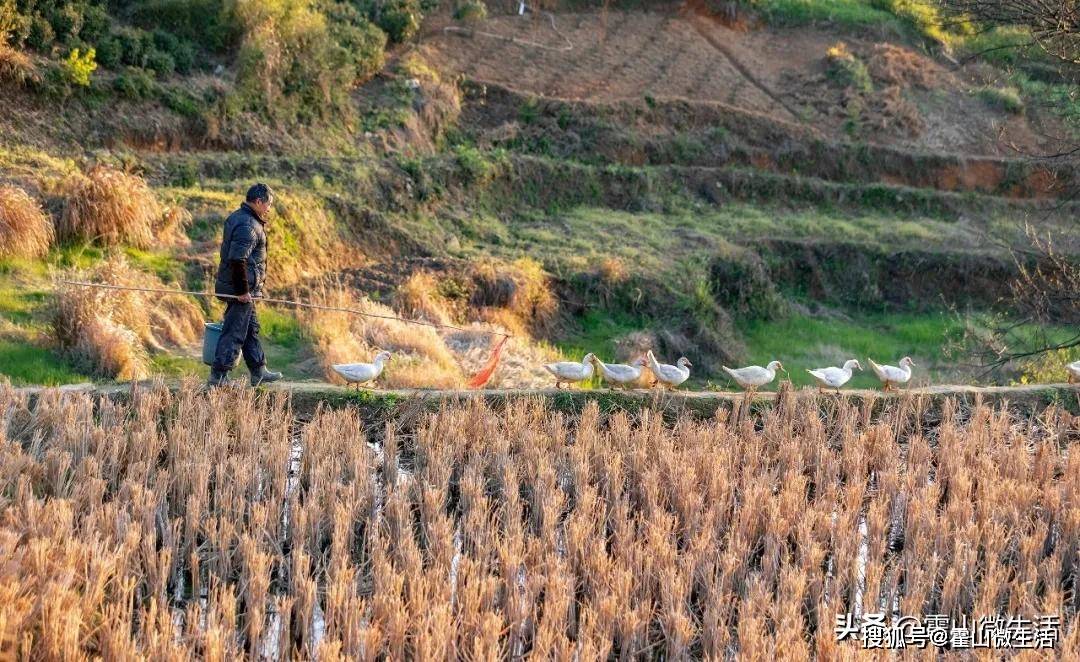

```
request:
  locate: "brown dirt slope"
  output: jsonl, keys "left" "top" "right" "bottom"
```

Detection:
{"left": 421, "top": 5, "right": 1072, "bottom": 158}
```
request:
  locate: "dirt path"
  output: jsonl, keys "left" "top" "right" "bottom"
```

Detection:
{"left": 678, "top": 0, "right": 802, "bottom": 122}
{"left": 16, "top": 381, "right": 1080, "bottom": 418}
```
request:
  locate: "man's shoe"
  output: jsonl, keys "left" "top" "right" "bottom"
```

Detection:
{"left": 251, "top": 366, "right": 283, "bottom": 387}
{"left": 207, "top": 370, "right": 229, "bottom": 387}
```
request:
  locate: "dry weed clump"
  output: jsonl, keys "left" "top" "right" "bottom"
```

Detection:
{"left": 469, "top": 257, "right": 557, "bottom": 333}
{"left": 53, "top": 256, "right": 203, "bottom": 379}
{"left": 58, "top": 165, "right": 161, "bottom": 248}
{"left": 867, "top": 43, "right": 940, "bottom": 89}
{"left": 307, "top": 279, "right": 562, "bottom": 389}
{"left": 0, "top": 385, "right": 1076, "bottom": 658}
{"left": 0, "top": 185, "right": 54, "bottom": 259}
{"left": 394, "top": 269, "right": 455, "bottom": 327}
{"left": 0, "top": 39, "right": 39, "bottom": 87}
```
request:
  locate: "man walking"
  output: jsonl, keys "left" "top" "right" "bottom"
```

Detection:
{"left": 207, "top": 183, "right": 283, "bottom": 387}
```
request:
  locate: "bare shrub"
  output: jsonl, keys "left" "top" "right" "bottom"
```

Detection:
{"left": 0, "top": 185, "right": 53, "bottom": 259}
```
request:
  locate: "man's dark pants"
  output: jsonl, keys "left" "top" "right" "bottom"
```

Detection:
{"left": 212, "top": 301, "right": 265, "bottom": 373}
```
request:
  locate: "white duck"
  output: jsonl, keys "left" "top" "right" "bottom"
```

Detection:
{"left": 722, "top": 360, "right": 785, "bottom": 393}
{"left": 332, "top": 351, "right": 392, "bottom": 390}
{"left": 591, "top": 356, "right": 646, "bottom": 388}
{"left": 868, "top": 357, "right": 915, "bottom": 391}
{"left": 1067, "top": 360, "right": 1080, "bottom": 384}
{"left": 646, "top": 350, "right": 692, "bottom": 389}
{"left": 543, "top": 353, "right": 596, "bottom": 388}
{"left": 807, "top": 359, "right": 862, "bottom": 393}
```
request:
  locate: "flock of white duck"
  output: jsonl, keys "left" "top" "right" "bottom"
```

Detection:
{"left": 543, "top": 353, "right": 917, "bottom": 392}
{"left": 333, "top": 348, "right": 975, "bottom": 392}
{"left": 332, "top": 351, "right": 1080, "bottom": 391}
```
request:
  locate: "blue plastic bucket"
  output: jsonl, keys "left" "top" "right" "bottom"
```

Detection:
{"left": 202, "top": 322, "right": 222, "bottom": 366}
{"left": 202, "top": 322, "right": 241, "bottom": 367}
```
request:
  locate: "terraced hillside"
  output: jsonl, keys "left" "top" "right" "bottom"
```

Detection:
{"left": 1, "top": 1, "right": 1078, "bottom": 390}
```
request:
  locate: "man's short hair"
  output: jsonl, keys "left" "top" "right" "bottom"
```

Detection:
{"left": 246, "top": 183, "right": 273, "bottom": 204}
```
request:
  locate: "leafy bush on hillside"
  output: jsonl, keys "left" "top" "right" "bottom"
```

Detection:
{"left": 976, "top": 85, "right": 1024, "bottom": 114}
{"left": 127, "top": 0, "right": 238, "bottom": 51}
{"left": 454, "top": 0, "right": 487, "bottom": 23}
{"left": 4, "top": 0, "right": 401, "bottom": 128}
{"left": 78, "top": 3, "right": 108, "bottom": 43}
{"left": 59, "top": 46, "right": 95, "bottom": 86}
{"left": 0, "top": 0, "right": 30, "bottom": 41}
{"left": 826, "top": 42, "right": 872, "bottom": 94}
{"left": 322, "top": 1, "right": 387, "bottom": 84}
{"left": 232, "top": 0, "right": 392, "bottom": 124}
{"left": 359, "top": 0, "right": 423, "bottom": 43}
{"left": 112, "top": 66, "right": 155, "bottom": 99}
{"left": 25, "top": 14, "right": 53, "bottom": 49}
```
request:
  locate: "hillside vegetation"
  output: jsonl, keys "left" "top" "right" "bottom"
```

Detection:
{"left": 1, "top": 0, "right": 1079, "bottom": 389}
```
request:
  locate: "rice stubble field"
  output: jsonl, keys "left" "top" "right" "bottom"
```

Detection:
{"left": 0, "top": 381, "right": 1077, "bottom": 659}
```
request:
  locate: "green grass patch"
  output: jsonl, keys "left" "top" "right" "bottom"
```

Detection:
{"left": 123, "top": 247, "right": 185, "bottom": 283}
{"left": 0, "top": 285, "right": 49, "bottom": 325}
{"left": 494, "top": 204, "right": 988, "bottom": 279}
{"left": 738, "top": 0, "right": 899, "bottom": 30}
{"left": 737, "top": 310, "right": 965, "bottom": 389}
{"left": 555, "top": 310, "right": 643, "bottom": 363}
{"left": 1011, "top": 74, "right": 1080, "bottom": 138}
{"left": 959, "top": 26, "right": 1038, "bottom": 68}
{"left": 150, "top": 353, "right": 207, "bottom": 378}
{"left": 260, "top": 308, "right": 304, "bottom": 348}
{"left": 0, "top": 339, "right": 93, "bottom": 386}
{"left": 734, "top": 0, "right": 951, "bottom": 44}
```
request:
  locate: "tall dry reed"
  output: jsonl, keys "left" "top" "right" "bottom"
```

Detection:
{"left": 0, "top": 185, "right": 53, "bottom": 259}
{"left": 58, "top": 165, "right": 161, "bottom": 248}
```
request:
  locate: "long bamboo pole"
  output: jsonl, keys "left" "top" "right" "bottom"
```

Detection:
{"left": 57, "top": 280, "right": 512, "bottom": 338}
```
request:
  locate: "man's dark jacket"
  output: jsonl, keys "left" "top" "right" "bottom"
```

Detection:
{"left": 214, "top": 203, "right": 267, "bottom": 299}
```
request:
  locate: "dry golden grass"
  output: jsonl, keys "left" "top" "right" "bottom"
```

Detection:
{"left": 53, "top": 256, "right": 203, "bottom": 379}
{"left": 598, "top": 255, "right": 629, "bottom": 285}
{"left": 444, "top": 324, "right": 559, "bottom": 388}
{"left": 395, "top": 270, "right": 454, "bottom": 327}
{"left": 0, "top": 185, "right": 53, "bottom": 259}
{"left": 301, "top": 281, "right": 464, "bottom": 388}
{"left": 0, "top": 385, "right": 1076, "bottom": 658}
{"left": 305, "top": 279, "right": 561, "bottom": 389}
{"left": 58, "top": 165, "right": 161, "bottom": 248}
